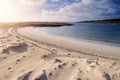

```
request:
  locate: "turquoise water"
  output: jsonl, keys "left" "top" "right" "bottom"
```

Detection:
{"left": 32, "top": 23, "right": 120, "bottom": 44}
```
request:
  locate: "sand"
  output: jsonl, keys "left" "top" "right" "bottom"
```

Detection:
{"left": 0, "top": 27, "right": 120, "bottom": 80}
{"left": 17, "top": 27, "right": 120, "bottom": 60}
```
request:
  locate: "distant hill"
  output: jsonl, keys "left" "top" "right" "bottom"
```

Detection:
{"left": 0, "top": 22, "right": 72, "bottom": 28}
{"left": 79, "top": 19, "right": 120, "bottom": 24}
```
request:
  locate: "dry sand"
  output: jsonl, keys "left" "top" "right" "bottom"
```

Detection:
{"left": 0, "top": 27, "right": 120, "bottom": 80}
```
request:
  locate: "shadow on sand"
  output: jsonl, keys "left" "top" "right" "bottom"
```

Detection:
{"left": 2, "top": 43, "right": 28, "bottom": 54}
{"left": 35, "top": 70, "right": 48, "bottom": 80}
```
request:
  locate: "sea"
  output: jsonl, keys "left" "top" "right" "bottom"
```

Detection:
{"left": 29, "top": 23, "right": 120, "bottom": 45}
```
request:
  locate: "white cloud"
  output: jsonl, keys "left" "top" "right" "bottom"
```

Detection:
{"left": 15, "top": 0, "right": 47, "bottom": 6}
{"left": 82, "top": 0, "right": 92, "bottom": 5}
{"left": 38, "top": 2, "right": 91, "bottom": 21}
{"left": 51, "top": 0, "right": 61, "bottom": 2}
{"left": 37, "top": 0, "right": 118, "bottom": 21}
{"left": 0, "top": 0, "right": 119, "bottom": 22}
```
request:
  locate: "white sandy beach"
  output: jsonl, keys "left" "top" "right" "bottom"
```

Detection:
{"left": 17, "top": 27, "right": 120, "bottom": 60}
{"left": 0, "top": 27, "right": 120, "bottom": 80}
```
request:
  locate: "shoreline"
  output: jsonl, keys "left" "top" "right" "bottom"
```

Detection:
{"left": 45, "top": 34, "right": 120, "bottom": 47}
{"left": 17, "top": 27, "right": 120, "bottom": 60}
{"left": 32, "top": 26, "right": 120, "bottom": 47}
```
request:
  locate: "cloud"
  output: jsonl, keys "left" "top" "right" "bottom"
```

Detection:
{"left": 38, "top": 0, "right": 120, "bottom": 21}
{"left": 15, "top": 0, "right": 47, "bottom": 6}
{"left": 0, "top": 0, "right": 120, "bottom": 22}
{"left": 82, "top": 0, "right": 92, "bottom": 5}
{"left": 51, "top": 0, "right": 61, "bottom": 2}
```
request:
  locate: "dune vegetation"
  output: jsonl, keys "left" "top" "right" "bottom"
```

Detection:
{"left": 0, "top": 22, "right": 72, "bottom": 28}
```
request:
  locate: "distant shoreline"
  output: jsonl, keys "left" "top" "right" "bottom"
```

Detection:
{"left": 0, "top": 22, "right": 73, "bottom": 28}
{"left": 79, "top": 18, "right": 120, "bottom": 24}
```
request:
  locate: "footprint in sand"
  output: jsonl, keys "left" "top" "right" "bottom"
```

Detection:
{"left": 54, "top": 59, "right": 62, "bottom": 63}
{"left": 103, "top": 72, "right": 111, "bottom": 80}
{"left": 7, "top": 67, "right": 12, "bottom": 70}
{"left": 76, "top": 78, "right": 81, "bottom": 80}
{"left": 17, "top": 71, "right": 32, "bottom": 80}
{"left": 48, "top": 72, "right": 53, "bottom": 78}
{"left": 35, "top": 70, "right": 48, "bottom": 80}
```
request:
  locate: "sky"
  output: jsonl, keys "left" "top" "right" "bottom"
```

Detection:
{"left": 0, "top": 0, "right": 120, "bottom": 22}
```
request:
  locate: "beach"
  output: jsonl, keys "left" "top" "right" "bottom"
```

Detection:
{"left": 0, "top": 27, "right": 120, "bottom": 80}
{"left": 17, "top": 27, "right": 120, "bottom": 60}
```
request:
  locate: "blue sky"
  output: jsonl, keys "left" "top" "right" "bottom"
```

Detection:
{"left": 0, "top": 0, "right": 120, "bottom": 22}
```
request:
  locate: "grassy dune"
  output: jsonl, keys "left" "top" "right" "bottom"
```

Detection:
{"left": 0, "top": 22, "right": 72, "bottom": 28}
